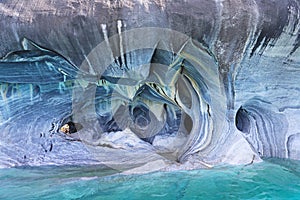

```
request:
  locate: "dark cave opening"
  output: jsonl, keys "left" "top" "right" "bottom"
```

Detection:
{"left": 235, "top": 106, "right": 250, "bottom": 133}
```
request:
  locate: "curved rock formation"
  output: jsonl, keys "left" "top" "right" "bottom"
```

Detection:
{"left": 0, "top": 0, "right": 299, "bottom": 172}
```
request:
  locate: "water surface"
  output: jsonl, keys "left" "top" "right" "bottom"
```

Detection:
{"left": 0, "top": 159, "right": 300, "bottom": 199}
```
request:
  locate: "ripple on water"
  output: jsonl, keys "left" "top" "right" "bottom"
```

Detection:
{"left": 0, "top": 159, "right": 299, "bottom": 199}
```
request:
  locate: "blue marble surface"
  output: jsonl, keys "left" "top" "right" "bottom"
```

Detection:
{"left": 0, "top": 0, "right": 299, "bottom": 172}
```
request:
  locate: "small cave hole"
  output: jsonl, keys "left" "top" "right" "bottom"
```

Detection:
{"left": 132, "top": 105, "right": 150, "bottom": 128}
{"left": 235, "top": 107, "right": 251, "bottom": 133}
{"left": 60, "top": 121, "right": 82, "bottom": 134}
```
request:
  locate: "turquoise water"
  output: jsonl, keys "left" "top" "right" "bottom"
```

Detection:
{"left": 0, "top": 159, "right": 300, "bottom": 199}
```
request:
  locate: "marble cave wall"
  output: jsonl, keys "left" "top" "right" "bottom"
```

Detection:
{"left": 0, "top": 0, "right": 299, "bottom": 171}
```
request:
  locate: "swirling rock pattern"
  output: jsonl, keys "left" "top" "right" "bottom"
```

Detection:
{"left": 0, "top": 0, "right": 299, "bottom": 172}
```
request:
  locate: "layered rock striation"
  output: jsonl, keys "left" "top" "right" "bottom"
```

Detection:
{"left": 0, "top": 0, "right": 299, "bottom": 172}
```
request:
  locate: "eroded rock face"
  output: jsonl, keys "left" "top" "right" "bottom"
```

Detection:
{"left": 0, "top": 0, "right": 299, "bottom": 172}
